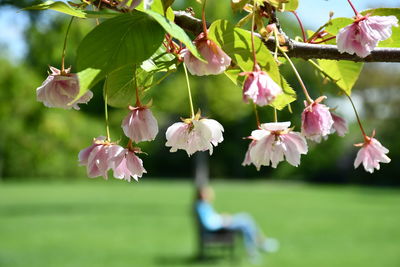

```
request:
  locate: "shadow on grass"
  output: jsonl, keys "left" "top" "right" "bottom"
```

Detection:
{"left": 154, "top": 253, "right": 243, "bottom": 266}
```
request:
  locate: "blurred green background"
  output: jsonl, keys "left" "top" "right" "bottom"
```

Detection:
{"left": 0, "top": 0, "right": 399, "bottom": 266}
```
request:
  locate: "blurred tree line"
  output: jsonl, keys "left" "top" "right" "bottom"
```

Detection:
{"left": 0, "top": 0, "right": 399, "bottom": 185}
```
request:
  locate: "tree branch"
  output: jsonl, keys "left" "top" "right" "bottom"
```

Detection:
{"left": 174, "top": 11, "right": 400, "bottom": 63}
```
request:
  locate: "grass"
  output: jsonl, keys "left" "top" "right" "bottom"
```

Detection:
{"left": 0, "top": 179, "right": 400, "bottom": 267}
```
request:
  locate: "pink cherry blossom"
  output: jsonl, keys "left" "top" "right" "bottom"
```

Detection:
{"left": 78, "top": 137, "right": 124, "bottom": 179}
{"left": 165, "top": 117, "right": 224, "bottom": 156}
{"left": 244, "top": 122, "right": 308, "bottom": 169}
{"left": 354, "top": 136, "right": 391, "bottom": 173}
{"left": 337, "top": 15, "right": 399, "bottom": 58}
{"left": 182, "top": 33, "right": 231, "bottom": 76}
{"left": 240, "top": 65, "right": 283, "bottom": 106}
{"left": 242, "top": 140, "right": 256, "bottom": 167}
{"left": 301, "top": 97, "right": 334, "bottom": 143}
{"left": 122, "top": 106, "right": 158, "bottom": 143}
{"left": 112, "top": 149, "right": 146, "bottom": 182}
{"left": 330, "top": 112, "right": 348, "bottom": 137}
{"left": 36, "top": 66, "right": 93, "bottom": 110}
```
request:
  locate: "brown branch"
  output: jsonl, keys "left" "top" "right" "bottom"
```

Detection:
{"left": 174, "top": 11, "right": 400, "bottom": 63}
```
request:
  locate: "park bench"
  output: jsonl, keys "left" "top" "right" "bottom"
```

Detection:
{"left": 195, "top": 209, "right": 238, "bottom": 259}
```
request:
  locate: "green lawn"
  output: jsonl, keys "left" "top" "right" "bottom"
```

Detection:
{"left": 0, "top": 179, "right": 400, "bottom": 267}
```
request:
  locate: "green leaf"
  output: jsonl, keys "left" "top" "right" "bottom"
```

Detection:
{"left": 104, "top": 66, "right": 136, "bottom": 108}
{"left": 268, "top": 0, "right": 298, "bottom": 12}
{"left": 74, "top": 12, "right": 165, "bottom": 101}
{"left": 71, "top": 68, "right": 103, "bottom": 106}
{"left": 21, "top": 1, "right": 86, "bottom": 18}
{"left": 161, "top": 0, "right": 175, "bottom": 13}
{"left": 280, "top": 0, "right": 299, "bottom": 12}
{"left": 208, "top": 19, "right": 296, "bottom": 110}
{"left": 144, "top": 10, "right": 203, "bottom": 60}
{"left": 77, "top": 12, "right": 164, "bottom": 72}
{"left": 307, "top": 29, "right": 363, "bottom": 95}
{"left": 137, "top": 0, "right": 175, "bottom": 21}
{"left": 271, "top": 76, "right": 296, "bottom": 110}
{"left": 224, "top": 67, "right": 245, "bottom": 86}
{"left": 325, "top": 17, "right": 353, "bottom": 36}
{"left": 23, "top": 0, "right": 122, "bottom": 18}
{"left": 316, "top": 59, "right": 363, "bottom": 95}
{"left": 231, "top": 0, "right": 250, "bottom": 12}
{"left": 104, "top": 66, "right": 153, "bottom": 108}
{"left": 76, "top": 68, "right": 102, "bottom": 99}
{"left": 141, "top": 45, "right": 177, "bottom": 73}
{"left": 84, "top": 10, "right": 120, "bottom": 19}
{"left": 361, "top": 8, "right": 400, "bottom": 48}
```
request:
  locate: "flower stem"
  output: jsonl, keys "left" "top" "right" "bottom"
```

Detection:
{"left": 347, "top": 0, "right": 360, "bottom": 16}
{"left": 306, "top": 22, "right": 331, "bottom": 43}
{"left": 279, "top": 47, "right": 314, "bottom": 104}
{"left": 133, "top": 65, "right": 141, "bottom": 107}
{"left": 274, "top": 108, "right": 278, "bottom": 123}
{"left": 345, "top": 92, "right": 367, "bottom": 139}
{"left": 253, "top": 103, "right": 261, "bottom": 128}
{"left": 61, "top": 17, "right": 74, "bottom": 74}
{"left": 183, "top": 63, "right": 195, "bottom": 118}
{"left": 291, "top": 11, "right": 306, "bottom": 42}
{"left": 250, "top": 1, "right": 258, "bottom": 69}
{"left": 143, "top": 70, "right": 174, "bottom": 91}
{"left": 201, "top": 0, "right": 208, "bottom": 37}
{"left": 307, "top": 59, "right": 367, "bottom": 139}
{"left": 104, "top": 81, "right": 111, "bottom": 142}
{"left": 311, "top": 35, "right": 336, "bottom": 44}
{"left": 127, "top": 139, "right": 133, "bottom": 150}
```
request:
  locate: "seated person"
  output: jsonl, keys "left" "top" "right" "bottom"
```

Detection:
{"left": 196, "top": 186, "right": 279, "bottom": 260}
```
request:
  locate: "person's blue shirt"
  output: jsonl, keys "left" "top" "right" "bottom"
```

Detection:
{"left": 196, "top": 200, "right": 223, "bottom": 231}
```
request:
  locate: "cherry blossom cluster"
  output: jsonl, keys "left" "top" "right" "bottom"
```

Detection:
{"left": 34, "top": 0, "right": 395, "bottom": 180}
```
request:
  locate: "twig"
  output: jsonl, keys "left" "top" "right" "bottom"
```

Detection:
{"left": 174, "top": 11, "right": 400, "bottom": 63}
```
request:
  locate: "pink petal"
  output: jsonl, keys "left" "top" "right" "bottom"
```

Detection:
{"left": 281, "top": 132, "right": 308, "bottom": 167}
{"left": 126, "top": 151, "right": 147, "bottom": 181}
{"left": 199, "top": 119, "right": 224, "bottom": 146}
{"left": 331, "top": 112, "right": 348, "bottom": 137}
{"left": 301, "top": 102, "right": 333, "bottom": 142}
{"left": 165, "top": 122, "right": 190, "bottom": 153}
{"left": 354, "top": 137, "right": 391, "bottom": 173}
{"left": 249, "top": 134, "right": 275, "bottom": 170}
{"left": 261, "top": 122, "right": 291, "bottom": 132}
{"left": 122, "top": 107, "right": 158, "bottom": 143}
{"left": 243, "top": 71, "right": 282, "bottom": 106}
{"left": 337, "top": 15, "right": 398, "bottom": 58}
{"left": 183, "top": 38, "right": 231, "bottom": 76}
{"left": 36, "top": 67, "right": 92, "bottom": 109}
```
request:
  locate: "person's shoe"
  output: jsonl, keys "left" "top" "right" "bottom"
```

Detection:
{"left": 261, "top": 238, "right": 279, "bottom": 253}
